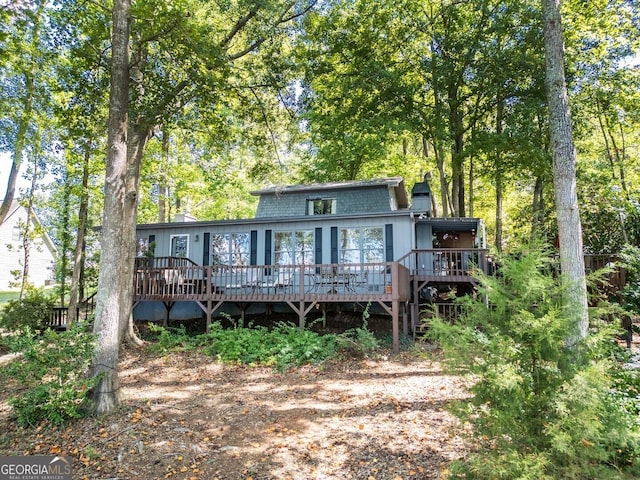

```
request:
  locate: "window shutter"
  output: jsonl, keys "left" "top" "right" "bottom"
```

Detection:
{"left": 315, "top": 227, "right": 322, "bottom": 272}
{"left": 385, "top": 224, "right": 394, "bottom": 261}
{"left": 331, "top": 227, "right": 338, "bottom": 264}
{"left": 264, "top": 229, "right": 272, "bottom": 275}
{"left": 202, "top": 233, "right": 210, "bottom": 265}
{"left": 250, "top": 230, "right": 258, "bottom": 265}
{"left": 148, "top": 235, "right": 156, "bottom": 256}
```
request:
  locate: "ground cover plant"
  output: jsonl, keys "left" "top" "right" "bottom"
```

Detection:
{"left": 428, "top": 246, "right": 640, "bottom": 479}
{"left": 1, "top": 324, "right": 98, "bottom": 426}
{"left": 0, "top": 314, "right": 381, "bottom": 429}
{"left": 146, "top": 317, "right": 379, "bottom": 371}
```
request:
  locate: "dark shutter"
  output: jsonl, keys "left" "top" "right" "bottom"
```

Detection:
{"left": 202, "top": 232, "right": 210, "bottom": 266}
{"left": 250, "top": 230, "right": 258, "bottom": 265}
{"left": 330, "top": 227, "right": 338, "bottom": 264}
{"left": 315, "top": 227, "right": 322, "bottom": 272}
{"left": 385, "top": 224, "right": 394, "bottom": 261}
{"left": 264, "top": 230, "right": 272, "bottom": 264}
{"left": 148, "top": 235, "right": 156, "bottom": 256}
{"left": 264, "top": 229, "right": 272, "bottom": 275}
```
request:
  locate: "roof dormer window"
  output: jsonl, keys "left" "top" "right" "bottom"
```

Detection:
{"left": 307, "top": 198, "right": 336, "bottom": 215}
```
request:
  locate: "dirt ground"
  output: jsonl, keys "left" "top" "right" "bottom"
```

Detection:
{"left": 0, "top": 342, "right": 471, "bottom": 480}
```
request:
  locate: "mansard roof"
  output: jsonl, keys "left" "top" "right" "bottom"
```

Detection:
{"left": 251, "top": 177, "right": 409, "bottom": 215}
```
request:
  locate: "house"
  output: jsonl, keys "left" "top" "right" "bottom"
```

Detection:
{"left": 133, "top": 176, "right": 487, "bottom": 351}
{"left": 0, "top": 201, "right": 57, "bottom": 290}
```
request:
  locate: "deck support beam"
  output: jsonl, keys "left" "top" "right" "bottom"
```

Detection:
{"left": 285, "top": 300, "right": 318, "bottom": 328}
{"left": 162, "top": 301, "right": 176, "bottom": 327}
{"left": 196, "top": 300, "right": 224, "bottom": 332}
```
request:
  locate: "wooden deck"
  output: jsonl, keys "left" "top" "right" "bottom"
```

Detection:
{"left": 398, "top": 248, "right": 490, "bottom": 281}
{"left": 133, "top": 259, "right": 411, "bottom": 351}
{"left": 132, "top": 252, "right": 626, "bottom": 353}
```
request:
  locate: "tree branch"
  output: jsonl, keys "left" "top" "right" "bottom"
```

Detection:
{"left": 222, "top": 5, "right": 261, "bottom": 48}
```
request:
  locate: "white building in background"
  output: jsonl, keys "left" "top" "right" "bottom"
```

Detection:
{"left": 0, "top": 201, "right": 57, "bottom": 290}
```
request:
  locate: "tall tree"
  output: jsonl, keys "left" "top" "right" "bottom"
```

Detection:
{"left": 542, "top": 0, "right": 588, "bottom": 340}
{"left": 49, "top": 0, "right": 112, "bottom": 323}
{"left": 88, "top": 0, "right": 131, "bottom": 414}
{"left": 0, "top": 1, "right": 47, "bottom": 225}
{"left": 88, "top": 0, "right": 319, "bottom": 412}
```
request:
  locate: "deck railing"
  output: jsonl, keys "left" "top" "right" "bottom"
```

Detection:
{"left": 46, "top": 292, "right": 97, "bottom": 330}
{"left": 133, "top": 261, "right": 411, "bottom": 303}
{"left": 398, "top": 248, "right": 490, "bottom": 279}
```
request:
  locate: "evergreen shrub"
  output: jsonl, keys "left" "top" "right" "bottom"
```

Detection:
{"left": 428, "top": 246, "right": 640, "bottom": 479}
{"left": 0, "top": 289, "right": 55, "bottom": 332}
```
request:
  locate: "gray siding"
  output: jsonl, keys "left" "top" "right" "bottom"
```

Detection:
{"left": 255, "top": 186, "right": 393, "bottom": 218}
{"left": 135, "top": 214, "right": 415, "bottom": 268}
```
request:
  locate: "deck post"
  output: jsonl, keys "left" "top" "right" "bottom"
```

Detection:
{"left": 162, "top": 301, "right": 175, "bottom": 327}
{"left": 392, "top": 300, "right": 399, "bottom": 353}
{"left": 299, "top": 301, "right": 305, "bottom": 328}
{"left": 402, "top": 302, "right": 408, "bottom": 336}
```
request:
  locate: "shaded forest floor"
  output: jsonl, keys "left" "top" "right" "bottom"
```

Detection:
{"left": 0, "top": 342, "right": 471, "bottom": 480}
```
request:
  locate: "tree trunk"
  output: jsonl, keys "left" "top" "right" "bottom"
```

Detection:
{"left": 0, "top": 2, "right": 45, "bottom": 226}
{"left": 468, "top": 156, "right": 474, "bottom": 218}
{"left": 89, "top": 0, "right": 131, "bottom": 415}
{"left": 448, "top": 85, "right": 465, "bottom": 217}
{"left": 119, "top": 123, "right": 151, "bottom": 346}
{"left": 0, "top": 71, "right": 33, "bottom": 226}
{"left": 158, "top": 130, "right": 169, "bottom": 222}
{"left": 422, "top": 135, "right": 438, "bottom": 217}
{"left": 531, "top": 175, "right": 545, "bottom": 238}
{"left": 67, "top": 150, "right": 91, "bottom": 325}
{"left": 58, "top": 181, "right": 71, "bottom": 308}
{"left": 433, "top": 136, "right": 449, "bottom": 217}
{"left": 595, "top": 98, "right": 629, "bottom": 242}
{"left": 20, "top": 157, "right": 39, "bottom": 299}
{"left": 542, "top": 0, "right": 588, "bottom": 342}
{"left": 495, "top": 96, "right": 504, "bottom": 252}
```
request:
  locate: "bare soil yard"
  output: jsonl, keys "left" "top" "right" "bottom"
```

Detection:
{"left": 0, "top": 344, "right": 470, "bottom": 480}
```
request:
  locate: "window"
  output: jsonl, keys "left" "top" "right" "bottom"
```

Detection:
{"left": 169, "top": 234, "right": 189, "bottom": 258}
{"left": 307, "top": 198, "right": 336, "bottom": 215}
{"left": 274, "top": 230, "right": 314, "bottom": 265}
{"left": 11, "top": 225, "right": 21, "bottom": 241}
{"left": 339, "top": 227, "right": 384, "bottom": 264}
{"left": 136, "top": 238, "right": 149, "bottom": 257}
{"left": 211, "top": 233, "right": 250, "bottom": 266}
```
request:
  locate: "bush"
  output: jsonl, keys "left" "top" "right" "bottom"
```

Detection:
{"left": 0, "top": 289, "right": 55, "bottom": 332}
{"left": 429, "top": 246, "right": 640, "bottom": 479}
{"left": 146, "top": 323, "right": 197, "bottom": 354}
{"left": 146, "top": 318, "right": 379, "bottom": 371}
{"left": 620, "top": 245, "right": 640, "bottom": 317}
{"left": 200, "top": 321, "right": 339, "bottom": 371}
{"left": 4, "top": 324, "right": 98, "bottom": 426}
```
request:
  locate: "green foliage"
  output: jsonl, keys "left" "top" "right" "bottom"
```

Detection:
{"left": 620, "top": 245, "right": 640, "bottom": 316}
{"left": 4, "top": 325, "right": 98, "bottom": 426}
{"left": 336, "top": 307, "right": 379, "bottom": 355}
{"left": 0, "top": 289, "right": 55, "bottom": 332}
{"left": 146, "top": 318, "right": 381, "bottom": 371}
{"left": 428, "top": 247, "right": 640, "bottom": 479}
{"left": 146, "top": 323, "right": 198, "bottom": 354}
